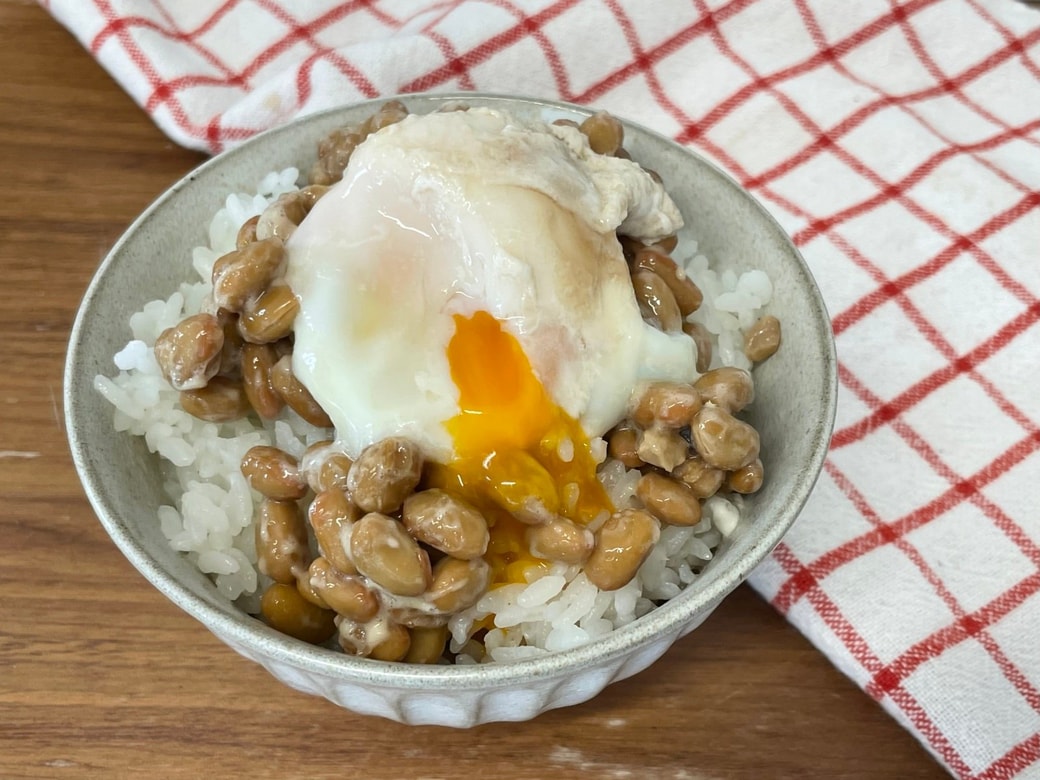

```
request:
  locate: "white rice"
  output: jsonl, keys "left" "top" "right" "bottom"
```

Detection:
{"left": 95, "top": 167, "right": 768, "bottom": 661}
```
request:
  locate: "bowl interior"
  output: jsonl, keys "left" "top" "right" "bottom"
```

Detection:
{"left": 66, "top": 93, "right": 836, "bottom": 687}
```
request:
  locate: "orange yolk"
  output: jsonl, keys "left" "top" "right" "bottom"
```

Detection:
{"left": 425, "top": 311, "right": 614, "bottom": 585}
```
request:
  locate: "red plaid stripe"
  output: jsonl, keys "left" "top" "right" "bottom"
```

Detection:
{"left": 42, "top": 0, "right": 1040, "bottom": 776}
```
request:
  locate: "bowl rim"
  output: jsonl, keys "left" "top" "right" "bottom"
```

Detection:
{"left": 65, "top": 91, "right": 837, "bottom": 690}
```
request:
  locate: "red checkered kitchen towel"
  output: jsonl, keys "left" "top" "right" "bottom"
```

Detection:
{"left": 44, "top": 0, "right": 1040, "bottom": 776}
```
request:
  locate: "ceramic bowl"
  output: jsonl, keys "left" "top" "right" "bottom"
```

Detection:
{"left": 65, "top": 93, "right": 836, "bottom": 727}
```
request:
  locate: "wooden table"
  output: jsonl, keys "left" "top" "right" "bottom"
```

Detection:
{"left": 0, "top": 4, "right": 949, "bottom": 778}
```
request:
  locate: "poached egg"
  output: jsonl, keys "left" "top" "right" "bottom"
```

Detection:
{"left": 285, "top": 108, "right": 696, "bottom": 565}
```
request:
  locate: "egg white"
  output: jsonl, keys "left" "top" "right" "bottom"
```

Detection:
{"left": 285, "top": 108, "right": 696, "bottom": 461}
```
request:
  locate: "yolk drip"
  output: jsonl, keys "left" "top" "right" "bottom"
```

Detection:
{"left": 425, "top": 311, "right": 613, "bottom": 585}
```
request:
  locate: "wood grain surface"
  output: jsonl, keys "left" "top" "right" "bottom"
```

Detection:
{"left": 0, "top": 4, "right": 948, "bottom": 778}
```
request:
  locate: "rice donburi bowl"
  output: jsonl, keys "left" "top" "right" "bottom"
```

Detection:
{"left": 66, "top": 93, "right": 836, "bottom": 725}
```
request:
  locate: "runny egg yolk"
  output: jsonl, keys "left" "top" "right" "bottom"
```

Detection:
{"left": 424, "top": 311, "right": 614, "bottom": 585}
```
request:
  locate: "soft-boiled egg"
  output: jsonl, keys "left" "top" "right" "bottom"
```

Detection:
{"left": 285, "top": 107, "right": 697, "bottom": 577}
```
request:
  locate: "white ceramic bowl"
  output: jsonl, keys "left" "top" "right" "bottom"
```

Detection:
{"left": 65, "top": 93, "right": 836, "bottom": 727}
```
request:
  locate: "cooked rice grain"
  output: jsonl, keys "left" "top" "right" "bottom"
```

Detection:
{"left": 97, "top": 166, "right": 768, "bottom": 662}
